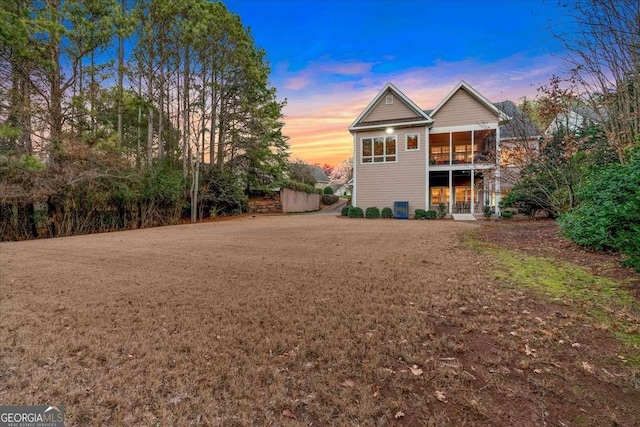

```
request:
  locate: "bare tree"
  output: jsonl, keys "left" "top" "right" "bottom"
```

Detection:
{"left": 555, "top": 0, "right": 640, "bottom": 164}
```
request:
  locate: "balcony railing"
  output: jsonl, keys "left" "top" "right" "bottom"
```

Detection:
{"left": 430, "top": 150, "right": 495, "bottom": 165}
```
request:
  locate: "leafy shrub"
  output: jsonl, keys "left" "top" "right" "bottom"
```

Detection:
{"left": 381, "top": 207, "right": 393, "bottom": 218}
{"left": 558, "top": 152, "right": 640, "bottom": 272}
{"left": 501, "top": 210, "right": 515, "bottom": 219}
{"left": 341, "top": 206, "right": 350, "bottom": 216}
{"left": 348, "top": 206, "right": 363, "bottom": 218}
{"left": 323, "top": 186, "right": 334, "bottom": 195}
{"left": 414, "top": 209, "right": 426, "bottom": 220}
{"left": 437, "top": 203, "right": 447, "bottom": 218}
{"left": 483, "top": 205, "right": 492, "bottom": 218}
{"left": 365, "top": 207, "right": 380, "bottom": 219}
{"left": 425, "top": 210, "right": 437, "bottom": 220}
{"left": 281, "top": 180, "right": 317, "bottom": 194}
{"left": 321, "top": 194, "right": 339, "bottom": 205}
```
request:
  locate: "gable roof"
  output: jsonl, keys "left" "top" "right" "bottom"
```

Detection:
{"left": 308, "top": 165, "right": 329, "bottom": 182}
{"left": 349, "top": 82, "right": 433, "bottom": 131}
{"left": 430, "top": 81, "right": 510, "bottom": 122}
{"left": 495, "top": 101, "right": 540, "bottom": 139}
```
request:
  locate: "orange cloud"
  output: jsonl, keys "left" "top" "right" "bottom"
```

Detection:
{"left": 279, "top": 54, "right": 563, "bottom": 166}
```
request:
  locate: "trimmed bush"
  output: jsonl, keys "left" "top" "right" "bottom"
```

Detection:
{"left": 365, "top": 207, "right": 380, "bottom": 219}
{"left": 348, "top": 206, "right": 364, "bottom": 218}
{"left": 437, "top": 202, "right": 447, "bottom": 219}
{"left": 501, "top": 210, "right": 515, "bottom": 219}
{"left": 321, "top": 194, "right": 339, "bottom": 205}
{"left": 323, "top": 186, "right": 334, "bottom": 195}
{"left": 341, "top": 206, "right": 350, "bottom": 216}
{"left": 381, "top": 207, "right": 393, "bottom": 218}
{"left": 414, "top": 209, "right": 426, "bottom": 220}
{"left": 483, "top": 205, "right": 492, "bottom": 218}
{"left": 425, "top": 210, "right": 437, "bottom": 220}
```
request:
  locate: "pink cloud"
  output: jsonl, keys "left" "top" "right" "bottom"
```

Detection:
{"left": 278, "top": 54, "right": 564, "bottom": 165}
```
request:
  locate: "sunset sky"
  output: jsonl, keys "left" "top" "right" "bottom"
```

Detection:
{"left": 226, "top": 0, "right": 574, "bottom": 166}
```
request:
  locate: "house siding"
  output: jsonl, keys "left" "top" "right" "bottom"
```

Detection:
{"left": 362, "top": 91, "right": 421, "bottom": 123}
{"left": 432, "top": 88, "right": 498, "bottom": 127}
{"left": 355, "top": 126, "right": 426, "bottom": 214}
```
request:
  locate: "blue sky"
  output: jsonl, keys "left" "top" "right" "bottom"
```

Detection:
{"left": 225, "top": 0, "right": 574, "bottom": 165}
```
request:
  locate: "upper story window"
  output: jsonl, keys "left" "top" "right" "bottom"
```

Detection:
{"left": 362, "top": 136, "right": 396, "bottom": 163}
{"left": 385, "top": 94, "right": 393, "bottom": 104}
{"left": 406, "top": 133, "right": 419, "bottom": 150}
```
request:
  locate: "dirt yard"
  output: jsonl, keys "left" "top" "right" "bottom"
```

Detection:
{"left": 1, "top": 215, "right": 638, "bottom": 426}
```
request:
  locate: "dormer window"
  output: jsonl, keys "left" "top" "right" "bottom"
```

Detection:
{"left": 385, "top": 94, "right": 393, "bottom": 104}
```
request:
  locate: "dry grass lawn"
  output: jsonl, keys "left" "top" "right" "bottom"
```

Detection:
{"left": 1, "top": 215, "right": 638, "bottom": 426}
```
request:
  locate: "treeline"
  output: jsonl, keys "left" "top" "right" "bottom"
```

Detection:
{"left": 0, "top": 0, "right": 290, "bottom": 240}
{"left": 501, "top": 0, "right": 639, "bottom": 272}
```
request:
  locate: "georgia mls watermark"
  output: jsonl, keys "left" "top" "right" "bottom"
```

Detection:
{"left": 0, "top": 406, "right": 64, "bottom": 427}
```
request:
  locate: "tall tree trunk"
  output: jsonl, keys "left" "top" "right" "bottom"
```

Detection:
{"left": 146, "top": 23, "right": 154, "bottom": 165}
{"left": 215, "top": 71, "right": 225, "bottom": 170}
{"left": 117, "top": 0, "right": 124, "bottom": 146}
{"left": 182, "top": 47, "right": 190, "bottom": 177}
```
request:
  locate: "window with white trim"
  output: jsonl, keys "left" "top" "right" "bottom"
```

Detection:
{"left": 361, "top": 136, "right": 396, "bottom": 163}
{"left": 406, "top": 133, "right": 419, "bottom": 150}
{"left": 385, "top": 94, "right": 393, "bottom": 104}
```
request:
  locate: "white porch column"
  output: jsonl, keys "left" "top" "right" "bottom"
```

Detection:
{"left": 352, "top": 132, "right": 357, "bottom": 207}
{"left": 425, "top": 126, "right": 430, "bottom": 210}
{"left": 495, "top": 127, "right": 501, "bottom": 216}
{"left": 448, "top": 169, "right": 453, "bottom": 214}
{"left": 470, "top": 171, "right": 475, "bottom": 214}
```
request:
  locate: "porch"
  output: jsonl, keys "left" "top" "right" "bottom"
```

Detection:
{"left": 428, "top": 170, "right": 499, "bottom": 215}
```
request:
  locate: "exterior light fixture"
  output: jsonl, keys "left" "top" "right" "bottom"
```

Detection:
{"left": 385, "top": 127, "right": 394, "bottom": 134}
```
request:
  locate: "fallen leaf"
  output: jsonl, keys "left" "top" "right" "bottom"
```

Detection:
{"left": 582, "top": 361, "right": 595, "bottom": 373}
{"left": 571, "top": 342, "right": 582, "bottom": 348}
{"left": 534, "top": 368, "right": 544, "bottom": 374}
{"left": 168, "top": 395, "right": 181, "bottom": 405}
{"left": 394, "top": 411, "right": 405, "bottom": 419}
{"left": 435, "top": 390, "right": 447, "bottom": 403}
{"left": 524, "top": 344, "right": 537, "bottom": 357}
{"left": 410, "top": 364, "right": 423, "bottom": 376}
{"left": 282, "top": 409, "right": 296, "bottom": 419}
{"left": 341, "top": 379, "right": 355, "bottom": 388}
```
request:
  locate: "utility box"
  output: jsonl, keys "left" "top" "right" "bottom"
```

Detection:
{"left": 393, "top": 201, "right": 409, "bottom": 219}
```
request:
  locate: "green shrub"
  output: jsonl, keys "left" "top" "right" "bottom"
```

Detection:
{"left": 381, "top": 207, "right": 393, "bottom": 218}
{"left": 483, "top": 205, "right": 492, "bottom": 218}
{"left": 414, "top": 209, "right": 426, "bottom": 220}
{"left": 323, "top": 186, "right": 334, "bottom": 195}
{"left": 558, "top": 151, "right": 640, "bottom": 272}
{"left": 437, "top": 202, "right": 447, "bottom": 218}
{"left": 321, "top": 194, "right": 339, "bottom": 205}
{"left": 425, "top": 210, "right": 437, "bottom": 220}
{"left": 281, "top": 180, "right": 317, "bottom": 194}
{"left": 365, "top": 207, "right": 380, "bottom": 219}
{"left": 501, "top": 210, "right": 515, "bottom": 219}
{"left": 341, "top": 206, "right": 350, "bottom": 216}
{"left": 348, "top": 206, "right": 363, "bottom": 218}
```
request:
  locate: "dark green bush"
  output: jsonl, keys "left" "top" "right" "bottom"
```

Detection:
{"left": 323, "top": 186, "right": 334, "bottom": 195}
{"left": 425, "top": 210, "right": 437, "bottom": 220}
{"left": 365, "top": 207, "right": 380, "bottom": 219}
{"left": 558, "top": 151, "right": 640, "bottom": 272}
{"left": 321, "top": 194, "right": 339, "bottom": 205}
{"left": 348, "top": 206, "right": 363, "bottom": 218}
{"left": 501, "top": 210, "right": 515, "bottom": 219}
{"left": 381, "top": 207, "right": 393, "bottom": 218}
{"left": 483, "top": 205, "right": 492, "bottom": 218}
{"left": 341, "top": 206, "right": 350, "bottom": 216}
{"left": 414, "top": 209, "right": 426, "bottom": 220}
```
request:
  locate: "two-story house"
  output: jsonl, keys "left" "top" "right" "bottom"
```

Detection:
{"left": 348, "top": 81, "right": 532, "bottom": 218}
